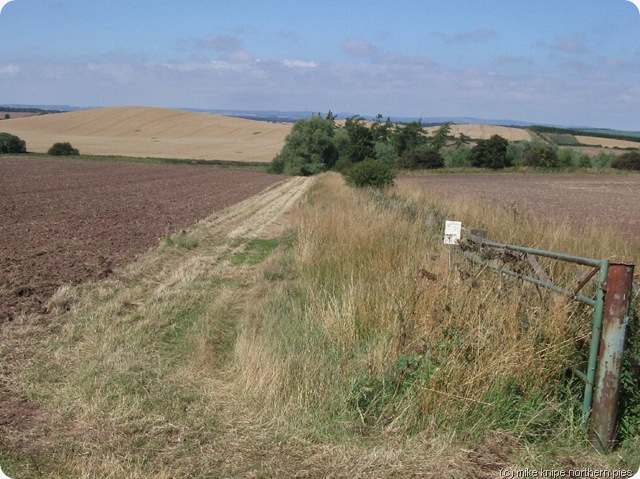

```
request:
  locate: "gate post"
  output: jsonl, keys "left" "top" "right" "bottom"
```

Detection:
{"left": 589, "top": 263, "right": 635, "bottom": 453}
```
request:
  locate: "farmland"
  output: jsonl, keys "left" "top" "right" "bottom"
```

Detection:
{"left": 400, "top": 172, "right": 640, "bottom": 238}
{"left": 0, "top": 156, "right": 283, "bottom": 320}
{"left": 1, "top": 108, "right": 639, "bottom": 477}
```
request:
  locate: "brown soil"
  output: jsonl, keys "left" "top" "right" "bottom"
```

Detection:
{"left": 0, "top": 156, "right": 283, "bottom": 321}
{"left": 400, "top": 173, "right": 640, "bottom": 238}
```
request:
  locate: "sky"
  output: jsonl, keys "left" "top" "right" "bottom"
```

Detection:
{"left": 0, "top": 0, "right": 639, "bottom": 130}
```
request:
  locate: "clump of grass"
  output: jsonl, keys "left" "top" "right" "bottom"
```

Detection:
{"left": 163, "top": 230, "right": 199, "bottom": 250}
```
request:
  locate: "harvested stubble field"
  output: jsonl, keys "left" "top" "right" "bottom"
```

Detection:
{"left": 0, "top": 156, "right": 283, "bottom": 320}
{"left": 400, "top": 173, "right": 640, "bottom": 239}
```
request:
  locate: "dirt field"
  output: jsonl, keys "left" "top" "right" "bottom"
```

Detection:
{"left": 0, "top": 156, "right": 284, "bottom": 320}
{"left": 0, "top": 106, "right": 291, "bottom": 162}
{"left": 400, "top": 173, "right": 640, "bottom": 238}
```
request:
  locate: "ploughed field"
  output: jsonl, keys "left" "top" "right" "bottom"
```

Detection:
{"left": 0, "top": 156, "right": 283, "bottom": 320}
{"left": 400, "top": 173, "right": 640, "bottom": 237}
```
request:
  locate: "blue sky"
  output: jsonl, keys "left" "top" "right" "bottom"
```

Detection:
{"left": 1, "top": 0, "right": 639, "bottom": 129}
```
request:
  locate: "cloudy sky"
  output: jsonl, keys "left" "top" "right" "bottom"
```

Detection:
{"left": 1, "top": 0, "right": 639, "bottom": 129}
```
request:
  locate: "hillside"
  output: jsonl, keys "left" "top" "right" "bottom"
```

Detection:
{"left": 0, "top": 106, "right": 292, "bottom": 162}
{"left": 2, "top": 106, "right": 636, "bottom": 162}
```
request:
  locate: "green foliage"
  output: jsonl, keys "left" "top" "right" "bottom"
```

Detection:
{"left": 392, "top": 121, "right": 427, "bottom": 157}
{"left": 556, "top": 148, "right": 577, "bottom": 168}
{"left": 343, "top": 116, "right": 375, "bottom": 164}
{"left": 524, "top": 143, "right": 559, "bottom": 168}
{"left": 48, "top": 142, "right": 80, "bottom": 156}
{"left": 591, "top": 151, "right": 616, "bottom": 169}
{"left": 343, "top": 159, "right": 395, "bottom": 188}
{"left": 0, "top": 132, "right": 27, "bottom": 153}
{"left": 440, "top": 145, "right": 472, "bottom": 168}
{"left": 469, "top": 134, "right": 510, "bottom": 169}
{"left": 269, "top": 115, "right": 338, "bottom": 176}
{"left": 428, "top": 123, "right": 452, "bottom": 152}
{"left": 351, "top": 352, "right": 433, "bottom": 424}
{"left": 373, "top": 141, "right": 397, "bottom": 168}
{"left": 612, "top": 151, "right": 640, "bottom": 171}
{"left": 397, "top": 147, "right": 444, "bottom": 169}
{"left": 163, "top": 231, "right": 198, "bottom": 250}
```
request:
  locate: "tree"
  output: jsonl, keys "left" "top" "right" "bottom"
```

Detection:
{"left": 428, "top": 123, "right": 452, "bottom": 152}
{"left": 391, "top": 121, "right": 427, "bottom": 157}
{"left": 269, "top": 116, "right": 338, "bottom": 176}
{"left": 469, "top": 135, "right": 510, "bottom": 169}
{"left": 0, "top": 132, "right": 27, "bottom": 153}
{"left": 48, "top": 142, "right": 80, "bottom": 156}
{"left": 343, "top": 116, "right": 375, "bottom": 163}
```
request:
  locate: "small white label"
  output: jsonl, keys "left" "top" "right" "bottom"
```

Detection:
{"left": 444, "top": 220, "right": 462, "bottom": 245}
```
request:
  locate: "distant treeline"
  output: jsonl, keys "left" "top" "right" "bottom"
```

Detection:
{"left": 0, "top": 106, "right": 62, "bottom": 115}
{"left": 530, "top": 125, "right": 640, "bottom": 143}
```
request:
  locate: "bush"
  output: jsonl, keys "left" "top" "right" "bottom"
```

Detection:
{"left": 397, "top": 148, "right": 444, "bottom": 170}
{"left": 343, "top": 159, "right": 395, "bottom": 188}
{"left": 469, "top": 135, "right": 510, "bottom": 169}
{"left": 0, "top": 132, "right": 27, "bottom": 153}
{"left": 591, "top": 151, "right": 616, "bottom": 169}
{"left": 524, "top": 144, "right": 559, "bottom": 168}
{"left": 612, "top": 151, "right": 640, "bottom": 171}
{"left": 48, "top": 142, "right": 80, "bottom": 156}
{"left": 441, "top": 145, "right": 472, "bottom": 168}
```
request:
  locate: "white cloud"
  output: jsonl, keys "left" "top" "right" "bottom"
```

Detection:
{"left": 343, "top": 40, "right": 379, "bottom": 58}
{"left": 281, "top": 59, "right": 318, "bottom": 68}
{"left": 0, "top": 64, "right": 19, "bottom": 76}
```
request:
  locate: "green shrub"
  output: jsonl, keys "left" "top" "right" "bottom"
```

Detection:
{"left": 0, "top": 132, "right": 27, "bottom": 153}
{"left": 441, "top": 145, "right": 472, "bottom": 168}
{"left": 612, "top": 151, "right": 640, "bottom": 171}
{"left": 524, "top": 144, "right": 559, "bottom": 168}
{"left": 343, "top": 158, "right": 395, "bottom": 188}
{"left": 591, "top": 151, "right": 616, "bottom": 169}
{"left": 48, "top": 142, "right": 80, "bottom": 156}
{"left": 397, "top": 148, "right": 444, "bottom": 170}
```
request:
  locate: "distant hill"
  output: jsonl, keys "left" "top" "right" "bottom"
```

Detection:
{"left": 0, "top": 106, "right": 291, "bottom": 162}
{"left": 1, "top": 105, "right": 636, "bottom": 161}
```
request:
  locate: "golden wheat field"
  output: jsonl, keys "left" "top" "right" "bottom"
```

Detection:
{"left": 0, "top": 106, "right": 291, "bottom": 162}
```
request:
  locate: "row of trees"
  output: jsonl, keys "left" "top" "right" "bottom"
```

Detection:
{"left": 268, "top": 113, "right": 516, "bottom": 177}
{"left": 269, "top": 113, "right": 640, "bottom": 180}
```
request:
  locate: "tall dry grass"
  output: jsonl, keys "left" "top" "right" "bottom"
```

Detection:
{"left": 235, "top": 172, "right": 639, "bottom": 457}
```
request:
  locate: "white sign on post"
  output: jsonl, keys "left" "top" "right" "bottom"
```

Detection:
{"left": 444, "top": 220, "right": 462, "bottom": 245}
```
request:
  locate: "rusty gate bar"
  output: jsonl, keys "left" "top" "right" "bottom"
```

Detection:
{"left": 465, "top": 252, "right": 597, "bottom": 306}
{"left": 589, "top": 263, "right": 635, "bottom": 453}
{"left": 468, "top": 235, "right": 603, "bottom": 268}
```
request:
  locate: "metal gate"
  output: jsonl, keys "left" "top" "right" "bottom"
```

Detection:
{"left": 460, "top": 229, "right": 635, "bottom": 453}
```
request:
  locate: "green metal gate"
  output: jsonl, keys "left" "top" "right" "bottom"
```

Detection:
{"left": 461, "top": 229, "right": 634, "bottom": 453}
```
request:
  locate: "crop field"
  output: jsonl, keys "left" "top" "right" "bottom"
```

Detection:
{"left": 0, "top": 106, "right": 291, "bottom": 162}
{"left": 0, "top": 156, "right": 283, "bottom": 320}
{"left": 400, "top": 173, "right": 640, "bottom": 238}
